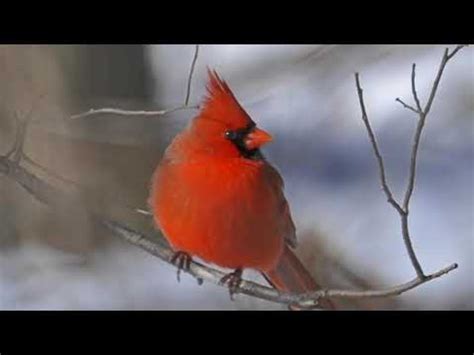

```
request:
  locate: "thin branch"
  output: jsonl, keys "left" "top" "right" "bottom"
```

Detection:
{"left": 357, "top": 72, "right": 425, "bottom": 278}
{"left": 400, "top": 213, "right": 424, "bottom": 277}
{"left": 402, "top": 110, "right": 425, "bottom": 213}
{"left": 446, "top": 45, "right": 465, "bottom": 60}
{"left": 395, "top": 98, "right": 419, "bottom": 114}
{"left": 136, "top": 208, "right": 153, "bottom": 216}
{"left": 22, "top": 152, "right": 83, "bottom": 188}
{"left": 423, "top": 45, "right": 466, "bottom": 117}
{"left": 403, "top": 45, "right": 466, "bottom": 211}
{"left": 355, "top": 73, "right": 405, "bottom": 215}
{"left": 185, "top": 45, "right": 199, "bottom": 105}
{"left": 70, "top": 44, "right": 202, "bottom": 120}
{"left": 355, "top": 45, "right": 465, "bottom": 280}
{"left": 411, "top": 64, "right": 423, "bottom": 113}
{"left": 22, "top": 153, "right": 154, "bottom": 218}
{"left": 70, "top": 104, "right": 199, "bottom": 120}
{"left": 298, "top": 262, "right": 457, "bottom": 306}
{"left": 0, "top": 153, "right": 459, "bottom": 309}
{"left": 103, "top": 217, "right": 457, "bottom": 307}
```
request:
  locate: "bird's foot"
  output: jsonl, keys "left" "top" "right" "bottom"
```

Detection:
{"left": 170, "top": 251, "right": 192, "bottom": 282}
{"left": 219, "top": 268, "right": 243, "bottom": 301}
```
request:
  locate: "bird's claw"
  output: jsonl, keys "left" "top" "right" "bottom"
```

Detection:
{"left": 170, "top": 251, "right": 192, "bottom": 283}
{"left": 219, "top": 268, "right": 243, "bottom": 301}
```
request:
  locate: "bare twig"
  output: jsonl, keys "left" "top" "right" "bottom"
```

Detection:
{"left": 185, "top": 45, "right": 199, "bottom": 105}
{"left": 103, "top": 217, "right": 458, "bottom": 308}
{"left": 136, "top": 208, "right": 153, "bottom": 216}
{"left": 22, "top": 152, "right": 83, "bottom": 188}
{"left": 411, "top": 63, "right": 423, "bottom": 113}
{"left": 395, "top": 98, "right": 419, "bottom": 114}
{"left": 0, "top": 153, "right": 458, "bottom": 308}
{"left": 23, "top": 152, "right": 155, "bottom": 218}
{"left": 355, "top": 74, "right": 405, "bottom": 216}
{"left": 424, "top": 46, "right": 466, "bottom": 116}
{"left": 404, "top": 45, "right": 466, "bottom": 212}
{"left": 354, "top": 45, "right": 465, "bottom": 279}
{"left": 70, "top": 104, "right": 199, "bottom": 120}
{"left": 446, "top": 45, "right": 465, "bottom": 60}
{"left": 356, "top": 73, "right": 425, "bottom": 277}
{"left": 70, "top": 45, "right": 201, "bottom": 120}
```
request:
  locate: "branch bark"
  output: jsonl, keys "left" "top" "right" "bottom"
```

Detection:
{"left": 70, "top": 45, "right": 201, "bottom": 120}
{"left": 0, "top": 151, "right": 459, "bottom": 309}
{"left": 355, "top": 74, "right": 405, "bottom": 216}
{"left": 355, "top": 45, "right": 465, "bottom": 279}
{"left": 70, "top": 105, "right": 199, "bottom": 120}
{"left": 185, "top": 45, "right": 199, "bottom": 105}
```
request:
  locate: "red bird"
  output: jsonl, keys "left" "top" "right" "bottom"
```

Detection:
{"left": 149, "top": 70, "right": 334, "bottom": 309}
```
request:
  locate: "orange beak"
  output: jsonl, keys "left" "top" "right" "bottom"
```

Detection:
{"left": 244, "top": 127, "right": 273, "bottom": 150}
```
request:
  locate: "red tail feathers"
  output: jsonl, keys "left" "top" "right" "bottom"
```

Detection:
{"left": 263, "top": 245, "right": 335, "bottom": 310}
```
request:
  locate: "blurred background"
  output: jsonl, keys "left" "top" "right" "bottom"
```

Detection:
{"left": 0, "top": 45, "right": 472, "bottom": 310}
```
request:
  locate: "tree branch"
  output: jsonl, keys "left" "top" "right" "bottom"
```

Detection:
{"left": 411, "top": 63, "right": 423, "bottom": 113}
{"left": 355, "top": 73, "right": 405, "bottom": 216}
{"left": 70, "top": 104, "right": 199, "bottom": 120}
{"left": 354, "top": 45, "right": 465, "bottom": 279}
{"left": 424, "top": 45, "right": 466, "bottom": 116}
{"left": 404, "top": 45, "right": 466, "bottom": 212}
{"left": 70, "top": 45, "right": 201, "bottom": 120}
{"left": 0, "top": 149, "right": 458, "bottom": 309}
{"left": 185, "top": 45, "right": 199, "bottom": 105}
{"left": 395, "top": 98, "right": 419, "bottom": 114}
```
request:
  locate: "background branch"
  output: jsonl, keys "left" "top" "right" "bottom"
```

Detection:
{"left": 70, "top": 105, "right": 199, "bottom": 120}
{"left": 395, "top": 98, "right": 418, "bottom": 114}
{"left": 0, "top": 143, "right": 458, "bottom": 309}
{"left": 411, "top": 64, "right": 423, "bottom": 113}
{"left": 70, "top": 45, "right": 201, "bottom": 120}
{"left": 355, "top": 74, "right": 405, "bottom": 216}
{"left": 354, "top": 45, "right": 465, "bottom": 280}
{"left": 185, "top": 45, "right": 199, "bottom": 105}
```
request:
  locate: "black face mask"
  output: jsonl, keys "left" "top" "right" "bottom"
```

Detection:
{"left": 224, "top": 123, "right": 264, "bottom": 161}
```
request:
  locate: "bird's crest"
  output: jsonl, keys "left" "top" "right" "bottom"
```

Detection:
{"left": 198, "top": 69, "right": 255, "bottom": 129}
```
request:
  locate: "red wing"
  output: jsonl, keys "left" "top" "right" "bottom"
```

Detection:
{"left": 263, "top": 162, "right": 297, "bottom": 248}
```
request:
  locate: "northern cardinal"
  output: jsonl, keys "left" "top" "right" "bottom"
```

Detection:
{"left": 149, "top": 70, "right": 334, "bottom": 309}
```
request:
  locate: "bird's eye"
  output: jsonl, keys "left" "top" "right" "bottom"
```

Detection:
{"left": 225, "top": 130, "right": 238, "bottom": 140}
